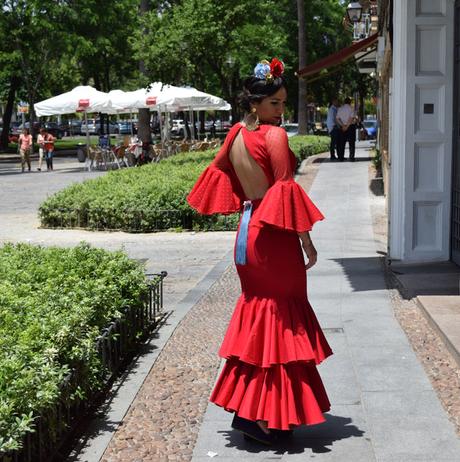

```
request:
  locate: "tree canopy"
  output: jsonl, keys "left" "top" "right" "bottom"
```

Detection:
{"left": 0, "top": 0, "right": 376, "bottom": 146}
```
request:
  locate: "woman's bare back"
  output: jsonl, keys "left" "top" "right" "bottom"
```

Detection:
{"left": 229, "top": 131, "right": 269, "bottom": 200}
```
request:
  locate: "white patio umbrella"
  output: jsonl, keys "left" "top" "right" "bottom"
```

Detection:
{"left": 107, "top": 83, "right": 165, "bottom": 112}
{"left": 154, "top": 85, "right": 231, "bottom": 140}
{"left": 34, "top": 85, "right": 122, "bottom": 148}
{"left": 157, "top": 85, "right": 229, "bottom": 111}
{"left": 106, "top": 83, "right": 167, "bottom": 138}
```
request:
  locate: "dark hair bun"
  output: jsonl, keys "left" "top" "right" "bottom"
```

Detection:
{"left": 237, "top": 75, "right": 286, "bottom": 112}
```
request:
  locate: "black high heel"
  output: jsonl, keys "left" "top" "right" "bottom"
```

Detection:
{"left": 272, "top": 429, "right": 294, "bottom": 439}
{"left": 231, "top": 414, "right": 275, "bottom": 446}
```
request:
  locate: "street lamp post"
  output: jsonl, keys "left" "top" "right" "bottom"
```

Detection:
{"left": 346, "top": 2, "right": 363, "bottom": 23}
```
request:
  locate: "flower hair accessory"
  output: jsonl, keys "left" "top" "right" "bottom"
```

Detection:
{"left": 254, "top": 58, "right": 285, "bottom": 82}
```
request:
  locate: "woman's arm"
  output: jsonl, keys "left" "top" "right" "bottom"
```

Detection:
{"left": 298, "top": 231, "right": 317, "bottom": 270}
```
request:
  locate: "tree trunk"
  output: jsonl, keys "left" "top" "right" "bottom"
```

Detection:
{"left": 138, "top": 0, "right": 151, "bottom": 144}
{"left": 0, "top": 76, "right": 20, "bottom": 150}
{"left": 297, "top": 0, "right": 308, "bottom": 135}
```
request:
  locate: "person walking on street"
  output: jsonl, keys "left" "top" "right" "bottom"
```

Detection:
{"left": 18, "top": 128, "right": 33, "bottom": 173}
{"left": 37, "top": 128, "right": 46, "bottom": 171}
{"left": 43, "top": 129, "right": 55, "bottom": 171}
{"left": 326, "top": 98, "right": 339, "bottom": 160}
{"left": 336, "top": 97, "right": 357, "bottom": 162}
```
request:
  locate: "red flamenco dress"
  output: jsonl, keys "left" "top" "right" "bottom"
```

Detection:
{"left": 187, "top": 122, "right": 333, "bottom": 430}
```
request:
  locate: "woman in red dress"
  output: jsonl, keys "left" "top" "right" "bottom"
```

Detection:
{"left": 187, "top": 59, "right": 332, "bottom": 445}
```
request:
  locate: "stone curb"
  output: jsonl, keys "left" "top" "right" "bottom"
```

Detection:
{"left": 416, "top": 295, "right": 460, "bottom": 369}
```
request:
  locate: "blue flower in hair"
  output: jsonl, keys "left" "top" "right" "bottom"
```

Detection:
{"left": 254, "top": 61, "right": 271, "bottom": 80}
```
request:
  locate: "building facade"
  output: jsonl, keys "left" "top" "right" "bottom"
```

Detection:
{"left": 378, "top": 0, "right": 458, "bottom": 264}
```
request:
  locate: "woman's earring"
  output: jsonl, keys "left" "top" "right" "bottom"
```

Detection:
{"left": 244, "top": 108, "right": 259, "bottom": 131}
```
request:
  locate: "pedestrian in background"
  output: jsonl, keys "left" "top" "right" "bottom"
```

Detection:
{"left": 326, "top": 98, "right": 339, "bottom": 161}
{"left": 37, "top": 128, "right": 46, "bottom": 171}
{"left": 18, "top": 128, "right": 32, "bottom": 173}
{"left": 43, "top": 129, "right": 55, "bottom": 171}
{"left": 336, "top": 97, "right": 357, "bottom": 162}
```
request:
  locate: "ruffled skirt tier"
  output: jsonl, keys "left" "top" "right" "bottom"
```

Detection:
{"left": 210, "top": 294, "right": 333, "bottom": 430}
{"left": 210, "top": 358, "right": 330, "bottom": 430}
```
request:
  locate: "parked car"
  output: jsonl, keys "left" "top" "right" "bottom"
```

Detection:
{"left": 282, "top": 123, "right": 299, "bottom": 137}
{"left": 118, "top": 120, "right": 137, "bottom": 135}
{"left": 171, "top": 119, "right": 186, "bottom": 137}
{"left": 59, "top": 119, "right": 82, "bottom": 136}
{"left": 214, "top": 120, "right": 232, "bottom": 131}
{"left": 81, "top": 118, "right": 119, "bottom": 135}
{"left": 41, "top": 122, "right": 64, "bottom": 139}
{"left": 15, "top": 121, "right": 64, "bottom": 139}
{"left": 362, "top": 119, "right": 378, "bottom": 139}
{"left": 9, "top": 122, "right": 22, "bottom": 136}
{"left": 0, "top": 122, "right": 19, "bottom": 143}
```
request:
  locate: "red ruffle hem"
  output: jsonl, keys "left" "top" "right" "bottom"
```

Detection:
{"left": 210, "top": 294, "right": 332, "bottom": 430}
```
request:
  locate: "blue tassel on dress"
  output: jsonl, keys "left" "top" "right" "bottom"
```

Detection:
{"left": 235, "top": 201, "right": 253, "bottom": 265}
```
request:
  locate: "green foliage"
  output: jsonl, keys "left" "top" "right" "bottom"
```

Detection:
{"left": 39, "top": 136, "right": 329, "bottom": 232}
{"left": 0, "top": 243, "right": 147, "bottom": 453}
{"left": 1, "top": 0, "right": 374, "bottom": 131}
{"left": 372, "top": 148, "right": 382, "bottom": 172}
{"left": 289, "top": 135, "right": 330, "bottom": 161}
{"left": 134, "top": 0, "right": 291, "bottom": 119}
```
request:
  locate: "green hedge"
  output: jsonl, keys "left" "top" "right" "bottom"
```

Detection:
{"left": 0, "top": 243, "right": 148, "bottom": 453}
{"left": 39, "top": 135, "right": 329, "bottom": 232}
{"left": 289, "top": 135, "right": 330, "bottom": 160}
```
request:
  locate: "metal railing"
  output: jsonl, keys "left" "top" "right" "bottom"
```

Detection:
{"left": 0, "top": 271, "right": 167, "bottom": 462}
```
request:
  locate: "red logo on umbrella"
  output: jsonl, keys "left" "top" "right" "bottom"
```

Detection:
{"left": 146, "top": 96, "right": 157, "bottom": 106}
{"left": 77, "top": 99, "right": 90, "bottom": 111}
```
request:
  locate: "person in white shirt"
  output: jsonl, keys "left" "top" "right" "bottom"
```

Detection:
{"left": 37, "top": 128, "right": 46, "bottom": 171}
{"left": 326, "top": 98, "right": 339, "bottom": 160}
{"left": 336, "top": 97, "right": 357, "bottom": 162}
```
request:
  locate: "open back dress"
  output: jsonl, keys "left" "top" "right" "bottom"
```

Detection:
{"left": 187, "top": 122, "right": 333, "bottom": 430}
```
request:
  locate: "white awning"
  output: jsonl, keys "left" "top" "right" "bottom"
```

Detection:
{"left": 34, "top": 86, "right": 119, "bottom": 117}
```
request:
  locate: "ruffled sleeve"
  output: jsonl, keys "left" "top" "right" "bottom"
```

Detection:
{"left": 187, "top": 165, "right": 242, "bottom": 215}
{"left": 254, "top": 179, "right": 324, "bottom": 232}
{"left": 252, "top": 126, "right": 324, "bottom": 232}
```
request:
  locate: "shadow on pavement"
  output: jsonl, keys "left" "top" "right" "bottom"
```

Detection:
{"left": 388, "top": 261, "right": 460, "bottom": 299}
{"left": 370, "top": 177, "right": 384, "bottom": 196}
{"left": 334, "top": 256, "right": 460, "bottom": 299}
{"left": 221, "top": 413, "right": 365, "bottom": 455}
{"left": 330, "top": 256, "right": 387, "bottom": 292}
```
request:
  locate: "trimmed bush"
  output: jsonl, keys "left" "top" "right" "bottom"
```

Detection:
{"left": 0, "top": 243, "right": 148, "bottom": 453}
{"left": 39, "top": 135, "right": 330, "bottom": 232}
{"left": 289, "top": 135, "right": 330, "bottom": 161}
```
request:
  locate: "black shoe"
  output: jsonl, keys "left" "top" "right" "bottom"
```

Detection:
{"left": 349, "top": 157, "right": 355, "bottom": 162}
{"left": 232, "top": 414, "right": 275, "bottom": 446}
{"left": 272, "top": 429, "right": 294, "bottom": 440}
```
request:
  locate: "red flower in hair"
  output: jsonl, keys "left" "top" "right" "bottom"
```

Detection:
{"left": 270, "top": 58, "right": 284, "bottom": 78}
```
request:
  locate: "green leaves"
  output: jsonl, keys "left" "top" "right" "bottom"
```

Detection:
{"left": 0, "top": 243, "right": 147, "bottom": 453}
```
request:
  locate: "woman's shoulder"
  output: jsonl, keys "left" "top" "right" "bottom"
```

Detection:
{"left": 263, "top": 125, "right": 288, "bottom": 143}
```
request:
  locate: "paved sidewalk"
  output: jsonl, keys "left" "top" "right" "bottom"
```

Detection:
{"left": 191, "top": 146, "right": 460, "bottom": 461}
